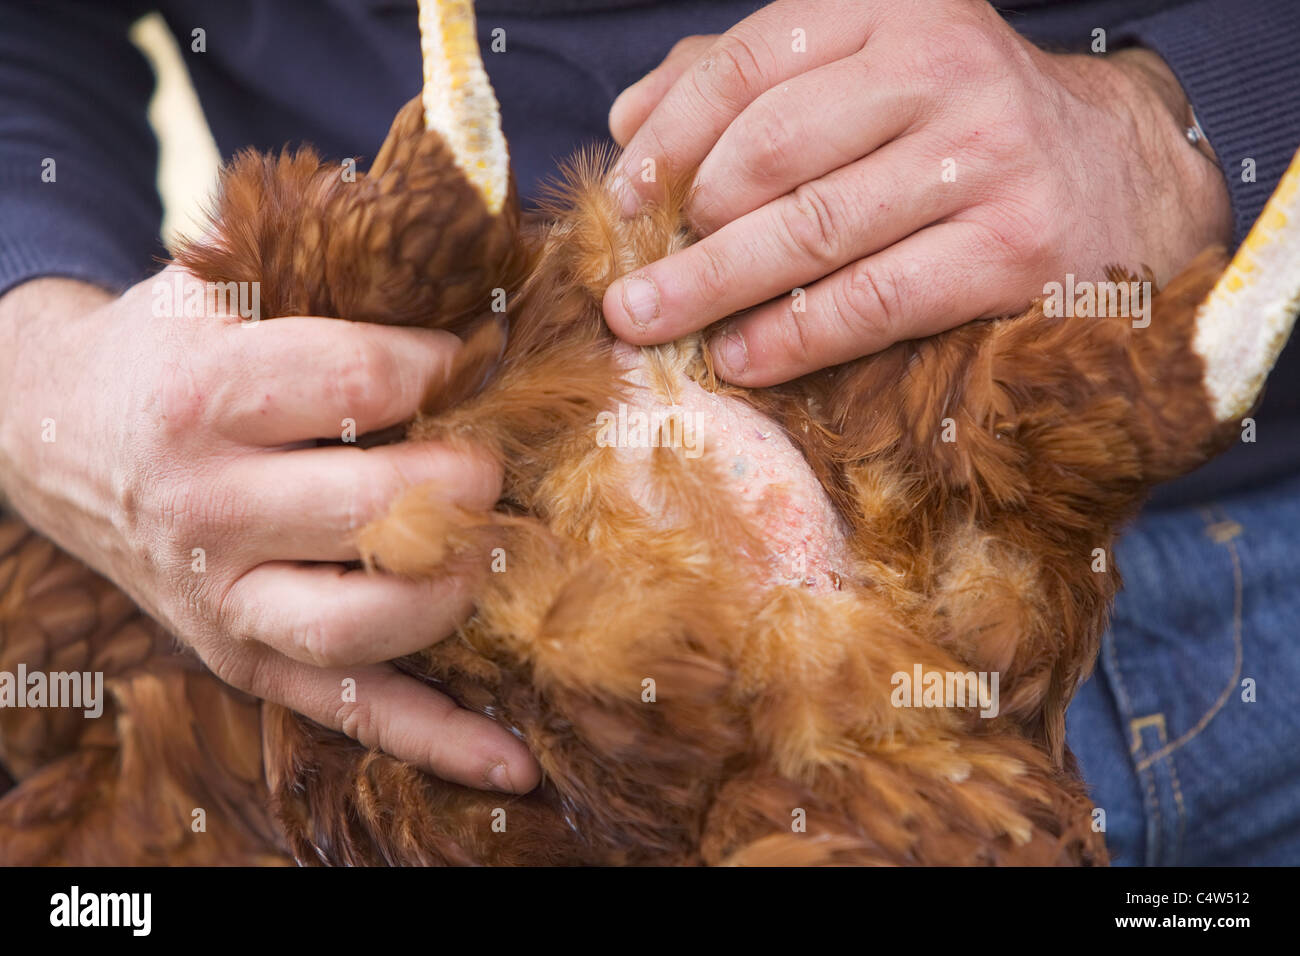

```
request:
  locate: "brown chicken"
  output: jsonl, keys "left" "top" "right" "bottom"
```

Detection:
{"left": 1, "top": 0, "right": 1297, "bottom": 865}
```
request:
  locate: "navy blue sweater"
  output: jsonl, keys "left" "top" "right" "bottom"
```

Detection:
{"left": 2, "top": 0, "right": 1297, "bottom": 508}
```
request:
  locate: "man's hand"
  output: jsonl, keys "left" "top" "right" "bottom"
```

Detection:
{"left": 0, "top": 273, "right": 539, "bottom": 793}
{"left": 604, "top": 0, "right": 1233, "bottom": 385}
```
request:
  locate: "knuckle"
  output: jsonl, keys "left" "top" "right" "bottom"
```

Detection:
{"left": 153, "top": 476, "right": 204, "bottom": 540}
{"left": 443, "top": 451, "right": 503, "bottom": 512}
{"left": 205, "top": 583, "right": 279, "bottom": 692}
{"left": 333, "top": 339, "right": 398, "bottom": 423}
{"left": 695, "top": 33, "right": 765, "bottom": 108}
{"left": 210, "top": 576, "right": 244, "bottom": 640}
{"left": 343, "top": 459, "right": 403, "bottom": 534}
{"left": 156, "top": 471, "right": 245, "bottom": 551}
{"left": 334, "top": 696, "right": 375, "bottom": 746}
{"left": 783, "top": 183, "right": 843, "bottom": 269}
{"left": 114, "top": 468, "right": 155, "bottom": 562}
{"left": 778, "top": 300, "right": 818, "bottom": 366}
{"left": 981, "top": 95, "right": 1040, "bottom": 154}
{"left": 741, "top": 97, "right": 797, "bottom": 184}
{"left": 840, "top": 258, "right": 903, "bottom": 345}
{"left": 900, "top": 22, "right": 999, "bottom": 98}
{"left": 923, "top": 20, "right": 998, "bottom": 82}
{"left": 634, "top": 122, "right": 674, "bottom": 179}
{"left": 980, "top": 196, "right": 1054, "bottom": 267}
{"left": 293, "top": 612, "right": 349, "bottom": 669}
{"left": 154, "top": 353, "right": 210, "bottom": 441}
{"left": 204, "top": 638, "right": 263, "bottom": 694}
{"left": 689, "top": 242, "right": 734, "bottom": 305}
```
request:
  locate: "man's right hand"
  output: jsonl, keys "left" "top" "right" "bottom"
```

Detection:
{"left": 0, "top": 271, "right": 539, "bottom": 793}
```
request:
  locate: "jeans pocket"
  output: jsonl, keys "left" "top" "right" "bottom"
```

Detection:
{"left": 1086, "top": 474, "right": 1300, "bottom": 865}
{"left": 1097, "top": 506, "right": 1248, "bottom": 865}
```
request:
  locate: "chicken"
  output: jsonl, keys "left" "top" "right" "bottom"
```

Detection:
{"left": 2, "top": 0, "right": 1298, "bottom": 865}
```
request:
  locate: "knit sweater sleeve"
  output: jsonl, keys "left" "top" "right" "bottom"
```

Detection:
{"left": 1114, "top": 0, "right": 1300, "bottom": 244}
{"left": 0, "top": 0, "right": 161, "bottom": 298}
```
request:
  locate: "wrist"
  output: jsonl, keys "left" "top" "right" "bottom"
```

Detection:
{"left": 1102, "top": 48, "right": 1233, "bottom": 247}
{"left": 1050, "top": 45, "right": 1234, "bottom": 277}
{"left": 1107, "top": 49, "right": 1215, "bottom": 161}
{"left": 0, "top": 278, "right": 113, "bottom": 514}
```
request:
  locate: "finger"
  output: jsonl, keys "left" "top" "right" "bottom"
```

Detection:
{"left": 223, "top": 561, "right": 484, "bottom": 667}
{"left": 215, "top": 440, "right": 502, "bottom": 564}
{"left": 615, "top": 1, "right": 872, "bottom": 213}
{"left": 604, "top": 137, "right": 958, "bottom": 344}
{"left": 237, "top": 647, "right": 540, "bottom": 791}
{"left": 705, "top": 221, "right": 1026, "bottom": 386}
{"left": 689, "top": 51, "right": 919, "bottom": 234}
{"left": 609, "top": 34, "right": 717, "bottom": 147}
{"left": 206, "top": 318, "right": 464, "bottom": 446}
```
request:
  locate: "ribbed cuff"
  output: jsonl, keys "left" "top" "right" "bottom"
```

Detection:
{"left": 1115, "top": 0, "right": 1300, "bottom": 245}
{"left": 0, "top": 154, "right": 163, "bottom": 299}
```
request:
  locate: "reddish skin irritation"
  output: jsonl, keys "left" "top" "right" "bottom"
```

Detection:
{"left": 613, "top": 342, "right": 848, "bottom": 591}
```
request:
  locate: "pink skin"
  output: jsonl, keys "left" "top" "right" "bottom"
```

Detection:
{"left": 612, "top": 343, "right": 848, "bottom": 591}
{"left": 602, "top": 0, "right": 1232, "bottom": 387}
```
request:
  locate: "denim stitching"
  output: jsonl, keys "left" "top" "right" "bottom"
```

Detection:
{"left": 1098, "top": 594, "right": 1159, "bottom": 861}
{"left": 1129, "top": 714, "right": 1165, "bottom": 865}
{"left": 1134, "top": 506, "right": 1244, "bottom": 771}
{"left": 1167, "top": 745, "right": 1188, "bottom": 864}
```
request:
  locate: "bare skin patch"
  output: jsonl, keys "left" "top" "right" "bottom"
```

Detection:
{"left": 604, "top": 343, "right": 848, "bottom": 592}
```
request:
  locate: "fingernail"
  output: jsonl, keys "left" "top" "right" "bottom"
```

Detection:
{"left": 619, "top": 274, "right": 660, "bottom": 330}
{"left": 615, "top": 166, "right": 643, "bottom": 217}
{"left": 486, "top": 762, "right": 515, "bottom": 792}
{"left": 714, "top": 325, "right": 749, "bottom": 375}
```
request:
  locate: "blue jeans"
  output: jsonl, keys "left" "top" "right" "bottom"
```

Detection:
{"left": 1067, "top": 472, "right": 1300, "bottom": 865}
